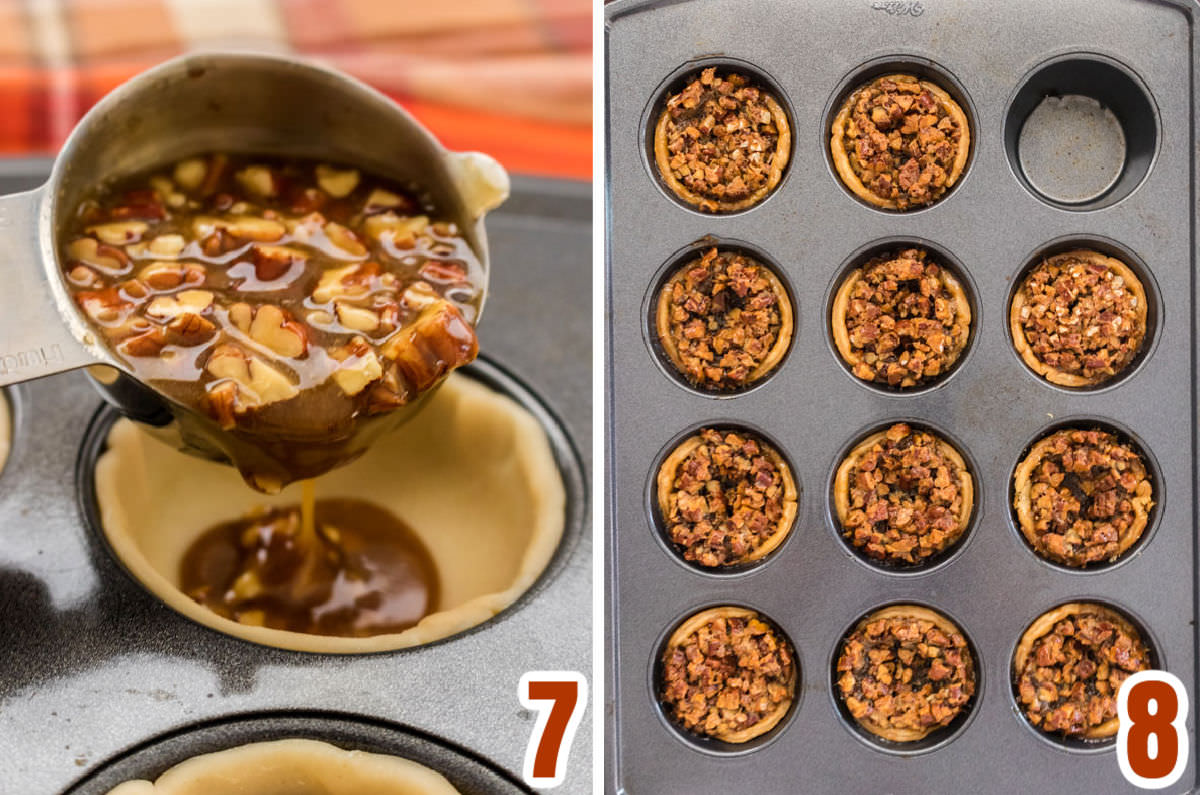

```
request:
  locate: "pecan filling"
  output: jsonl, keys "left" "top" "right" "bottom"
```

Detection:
{"left": 1012, "top": 250, "right": 1147, "bottom": 386}
{"left": 833, "top": 248, "right": 970, "bottom": 388}
{"left": 835, "top": 423, "right": 971, "bottom": 565}
{"left": 660, "top": 608, "right": 795, "bottom": 742}
{"left": 1015, "top": 429, "right": 1153, "bottom": 567}
{"left": 62, "top": 154, "right": 482, "bottom": 490}
{"left": 836, "top": 609, "right": 975, "bottom": 741}
{"left": 1015, "top": 607, "right": 1151, "bottom": 738}
{"left": 831, "top": 74, "right": 968, "bottom": 210}
{"left": 654, "top": 67, "right": 789, "bottom": 212}
{"left": 656, "top": 248, "right": 791, "bottom": 390}
{"left": 658, "top": 428, "right": 796, "bottom": 568}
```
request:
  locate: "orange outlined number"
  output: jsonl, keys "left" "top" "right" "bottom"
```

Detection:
{"left": 520, "top": 671, "right": 587, "bottom": 789}
{"left": 1117, "top": 670, "right": 1189, "bottom": 789}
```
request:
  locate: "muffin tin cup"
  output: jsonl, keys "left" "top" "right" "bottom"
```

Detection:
{"left": 0, "top": 175, "right": 592, "bottom": 793}
{"left": 607, "top": 0, "right": 1198, "bottom": 791}
{"left": 64, "top": 711, "right": 531, "bottom": 795}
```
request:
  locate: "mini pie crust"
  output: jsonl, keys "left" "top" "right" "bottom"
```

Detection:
{"left": 95, "top": 374, "right": 565, "bottom": 653}
{"left": 662, "top": 606, "right": 796, "bottom": 743}
{"left": 831, "top": 74, "right": 970, "bottom": 210}
{"left": 1013, "top": 603, "right": 1150, "bottom": 740}
{"left": 837, "top": 605, "right": 976, "bottom": 742}
{"left": 834, "top": 427, "right": 973, "bottom": 563}
{"left": 655, "top": 251, "right": 793, "bottom": 390}
{"left": 1013, "top": 429, "right": 1153, "bottom": 566}
{"left": 654, "top": 71, "right": 791, "bottom": 213}
{"left": 1010, "top": 249, "right": 1148, "bottom": 387}
{"left": 831, "top": 250, "right": 971, "bottom": 388}
{"left": 105, "top": 738, "right": 459, "bottom": 794}
{"left": 656, "top": 431, "right": 798, "bottom": 566}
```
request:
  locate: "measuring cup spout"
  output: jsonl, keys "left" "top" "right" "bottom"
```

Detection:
{"left": 0, "top": 187, "right": 97, "bottom": 386}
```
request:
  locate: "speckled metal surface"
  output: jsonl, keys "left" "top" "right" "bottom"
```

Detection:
{"left": 0, "top": 166, "right": 592, "bottom": 795}
{"left": 605, "top": 0, "right": 1198, "bottom": 792}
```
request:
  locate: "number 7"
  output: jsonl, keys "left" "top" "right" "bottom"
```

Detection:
{"left": 520, "top": 671, "right": 588, "bottom": 789}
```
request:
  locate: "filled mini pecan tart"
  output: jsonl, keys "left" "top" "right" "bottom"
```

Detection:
{"left": 834, "top": 423, "right": 973, "bottom": 566}
{"left": 1013, "top": 429, "right": 1153, "bottom": 567}
{"left": 1011, "top": 249, "right": 1148, "bottom": 387}
{"left": 656, "top": 247, "right": 793, "bottom": 391}
{"left": 660, "top": 606, "right": 797, "bottom": 743}
{"left": 830, "top": 73, "right": 970, "bottom": 210}
{"left": 656, "top": 428, "right": 798, "bottom": 568}
{"left": 831, "top": 247, "right": 971, "bottom": 388}
{"left": 654, "top": 67, "right": 791, "bottom": 213}
{"left": 835, "top": 605, "right": 976, "bottom": 743}
{"left": 1014, "top": 603, "right": 1152, "bottom": 739}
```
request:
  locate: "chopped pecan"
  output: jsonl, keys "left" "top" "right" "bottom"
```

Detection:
{"left": 660, "top": 608, "right": 795, "bottom": 742}
{"left": 836, "top": 423, "right": 971, "bottom": 565}
{"left": 831, "top": 74, "right": 969, "bottom": 210}
{"left": 657, "top": 247, "right": 790, "bottom": 391}
{"left": 381, "top": 301, "right": 478, "bottom": 393}
{"left": 655, "top": 67, "right": 789, "bottom": 212}
{"left": 1012, "top": 251, "right": 1147, "bottom": 386}
{"left": 1015, "top": 605, "right": 1151, "bottom": 737}
{"left": 1014, "top": 429, "right": 1153, "bottom": 567}
{"left": 834, "top": 248, "right": 970, "bottom": 388}
{"left": 658, "top": 428, "right": 795, "bottom": 567}
{"left": 836, "top": 607, "right": 975, "bottom": 741}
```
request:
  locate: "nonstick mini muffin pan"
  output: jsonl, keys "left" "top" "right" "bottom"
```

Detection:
{"left": 606, "top": 0, "right": 1198, "bottom": 791}
{"left": 0, "top": 167, "right": 592, "bottom": 794}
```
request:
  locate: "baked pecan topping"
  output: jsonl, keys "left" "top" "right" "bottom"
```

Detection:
{"left": 1012, "top": 251, "right": 1147, "bottom": 386}
{"left": 660, "top": 609, "right": 795, "bottom": 742}
{"left": 657, "top": 248, "right": 791, "bottom": 390}
{"left": 835, "top": 423, "right": 971, "bottom": 565}
{"left": 658, "top": 428, "right": 796, "bottom": 567}
{"left": 836, "top": 609, "right": 975, "bottom": 741}
{"left": 833, "top": 248, "right": 970, "bottom": 387}
{"left": 1015, "top": 606, "right": 1151, "bottom": 738}
{"left": 654, "top": 67, "right": 789, "bottom": 212}
{"left": 1014, "top": 429, "right": 1152, "bottom": 567}
{"left": 831, "top": 74, "right": 969, "bottom": 210}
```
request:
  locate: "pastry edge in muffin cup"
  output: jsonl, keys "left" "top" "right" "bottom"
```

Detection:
{"left": 830, "top": 74, "right": 971, "bottom": 211}
{"left": 656, "top": 432, "right": 798, "bottom": 566}
{"left": 1010, "top": 249, "right": 1148, "bottom": 388}
{"left": 663, "top": 605, "right": 798, "bottom": 743}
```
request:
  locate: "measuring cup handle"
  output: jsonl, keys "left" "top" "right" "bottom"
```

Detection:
{"left": 448, "top": 151, "right": 511, "bottom": 219}
{"left": 0, "top": 186, "right": 97, "bottom": 387}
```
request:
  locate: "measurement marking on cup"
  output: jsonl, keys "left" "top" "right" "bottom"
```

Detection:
{"left": 0, "top": 344, "right": 64, "bottom": 374}
{"left": 870, "top": 0, "right": 925, "bottom": 16}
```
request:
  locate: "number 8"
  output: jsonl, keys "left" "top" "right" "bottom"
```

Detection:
{"left": 1117, "top": 670, "right": 1189, "bottom": 789}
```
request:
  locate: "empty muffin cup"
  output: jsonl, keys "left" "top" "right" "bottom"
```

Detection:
{"left": 655, "top": 246, "right": 793, "bottom": 392}
{"left": 653, "top": 66, "right": 791, "bottom": 213}
{"left": 90, "top": 372, "right": 566, "bottom": 653}
{"left": 105, "top": 739, "right": 459, "bottom": 794}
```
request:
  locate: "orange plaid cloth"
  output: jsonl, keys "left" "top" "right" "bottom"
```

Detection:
{"left": 0, "top": 0, "right": 591, "bottom": 178}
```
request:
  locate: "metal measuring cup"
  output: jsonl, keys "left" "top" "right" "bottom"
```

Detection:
{"left": 0, "top": 52, "right": 509, "bottom": 480}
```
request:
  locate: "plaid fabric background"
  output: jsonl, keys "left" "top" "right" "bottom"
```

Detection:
{"left": 0, "top": 0, "right": 591, "bottom": 178}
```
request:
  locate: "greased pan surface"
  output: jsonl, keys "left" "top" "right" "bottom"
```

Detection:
{"left": 605, "top": 0, "right": 1197, "bottom": 791}
{"left": 0, "top": 170, "right": 593, "bottom": 794}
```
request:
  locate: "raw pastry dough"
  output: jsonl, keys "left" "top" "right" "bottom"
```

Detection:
{"left": 95, "top": 374, "right": 565, "bottom": 652}
{"left": 105, "top": 738, "right": 459, "bottom": 794}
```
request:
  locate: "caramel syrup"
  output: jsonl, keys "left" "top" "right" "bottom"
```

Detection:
{"left": 180, "top": 490, "right": 439, "bottom": 637}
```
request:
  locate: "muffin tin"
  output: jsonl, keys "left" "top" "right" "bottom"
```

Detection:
{"left": 0, "top": 164, "right": 592, "bottom": 793}
{"left": 605, "top": 0, "right": 1198, "bottom": 790}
